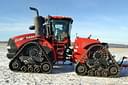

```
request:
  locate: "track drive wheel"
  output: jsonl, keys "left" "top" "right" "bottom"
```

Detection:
{"left": 9, "top": 59, "right": 21, "bottom": 71}
{"left": 28, "top": 45, "right": 44, "bottom": 63}
{"left": 41, "top": 62, "right": 52, "bottom": 73}
{"left": 75, "top": 63, "right": 88, "bottom": 76}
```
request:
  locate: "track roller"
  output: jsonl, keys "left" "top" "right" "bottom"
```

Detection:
{"left": 88, "top": 69, "right": 95, "bottom": 76}
{"left": 28, "top": 65, "right": 34, "bottom": 72}
{"left": 21, "top": 66, "right": 28, "bottom": 72}
{"left": 101, "top": 69, "right": 108, "bottom": 77}
{"left": 34, "top": 65, "right": 41, "bottom": 73}
{"left": 95, "top": 70, "right": 101, "bottom": 77}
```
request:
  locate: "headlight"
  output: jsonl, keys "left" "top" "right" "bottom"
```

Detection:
{"left": 7, "top": 46, "right": 11, "bottom": 49}
{"left": 74, "top": 49, "right": 77, "bottom": 52}
{"left": 75, "top": 46, "right": 78, "bottom": 48}
{"left": 7, "top": 38, "right": 17, "bottom": 53}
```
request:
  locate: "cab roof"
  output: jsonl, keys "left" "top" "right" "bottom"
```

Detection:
{"left": 45, "top": 16, "right": 73, "bottom": 22}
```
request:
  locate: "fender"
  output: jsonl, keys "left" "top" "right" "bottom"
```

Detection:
{"left": 16, "top": 41, "right": 56, "bottom": 61}
{"left": 72, "top": 37, "right": 101, "bottom": 63}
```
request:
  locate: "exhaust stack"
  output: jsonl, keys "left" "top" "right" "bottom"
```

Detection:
{"left": 29, "top": 7, "right": 44, "bottom": 36}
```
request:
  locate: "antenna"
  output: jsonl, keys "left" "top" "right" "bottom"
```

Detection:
{"left": 76, "top": 33, "right": 78, "bottom": 37}
{"left": 88, "top": 34, "right": 92, "bottom": 39}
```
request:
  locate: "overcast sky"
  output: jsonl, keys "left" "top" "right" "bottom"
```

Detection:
{"left": 0, "top": 0, "right": 128, "bottom": 44}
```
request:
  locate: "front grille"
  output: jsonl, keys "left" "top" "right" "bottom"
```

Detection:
{"left": 7, "top": 38, "right": 17, "bottom": 53}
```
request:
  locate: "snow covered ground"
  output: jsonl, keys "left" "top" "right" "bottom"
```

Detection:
{"left": 0, "top": 43, "right": 128, "bottom": 85}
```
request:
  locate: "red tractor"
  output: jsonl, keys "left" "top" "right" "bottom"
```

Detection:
{"left": 7, "top": 7, "right": 121, "bottom": 77}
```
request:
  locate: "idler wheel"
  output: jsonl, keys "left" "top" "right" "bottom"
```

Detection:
{"left": 9, "top": 59, "right": 21, "bottom": 71}
{"left": 75, "top": 63, "right": 87, "bottom": 76}
{"left": 34, "top": 65, "right": 40, "bottom": 73}
{"left": 28, "top": 65, "right": 34, "bottom": 72}
{"left": 41, "top": 62, "right": 52, "bottom": 73}
{"left": 108, "top": 65, "right": 118, "bottom": 75}
{"left": 21, "top": 66, "right": 27, "bottom": 72}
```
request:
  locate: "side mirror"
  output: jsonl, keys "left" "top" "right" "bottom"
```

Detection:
{"left": 29, "top": 25, "right": 35, "bottom": 30}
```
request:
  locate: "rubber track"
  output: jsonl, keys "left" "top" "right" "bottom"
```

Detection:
{"left": 9, "top": 42, "right": 52, "bottom": 73}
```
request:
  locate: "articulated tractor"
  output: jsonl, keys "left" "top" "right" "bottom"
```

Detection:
{"left": 7, "top": 7, "right": 127, "bottom": 77}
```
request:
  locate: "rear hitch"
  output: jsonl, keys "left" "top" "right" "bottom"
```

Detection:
{"left": 119, "top": 56, "right": 128, "bottom": 67}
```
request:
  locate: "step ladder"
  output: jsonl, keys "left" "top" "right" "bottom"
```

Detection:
{"left": 55, "top": 43, "right": 65, "bottom": 61}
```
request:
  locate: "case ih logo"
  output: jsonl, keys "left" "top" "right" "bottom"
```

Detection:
{"left": 15, "top": 35, "right": 35, "bottom": 42}
{"left": 25, "top": 35, "right": 35, "bottom": 39}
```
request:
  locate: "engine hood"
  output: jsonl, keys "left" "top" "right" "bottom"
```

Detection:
{"left": 12, "top": 33, "right": 35, "bottom": 42}
{"left": 74, "top": 37, "right": 100, "bottom": 49}
{"left": 11, "top": 33, "right": 37, "bottom": 48}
